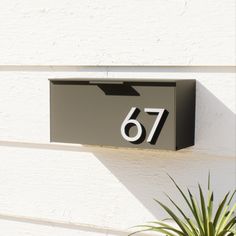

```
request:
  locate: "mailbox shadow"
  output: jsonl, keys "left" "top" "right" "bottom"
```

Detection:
{"left": 86, "top": 80, "right": 236, "bottom": 218}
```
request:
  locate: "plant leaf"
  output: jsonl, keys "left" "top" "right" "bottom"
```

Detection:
{"left": 213, "top": 192, "right": 230, "bottom": 227}
{"left": 128, "top": 228, "right": 151, "bottom": 236}
{"left": 188, "top": 189, "right": 204, "bottom": 235}
{"left": 147, "top": 220, "right": 185, "bottom": 233}
{"left": 227, "top": 190, "right": 236, "bottom": 205}
{"left": 208, "top": 221, "right": 215, "bottom": 236}
{"left": 165, "top": 193, "right": 198, "bottom": 236}
{"left": 135, "top": 224, "right": 185, "bottom": 236}
{"left": 199, "top": 184, "right": 208, "bottom": 234}
{"left": 217, "top": 203, "right": 236, "bottom": 233}
{"left": 154, "top": 199, "right": 189, "bottom": 235}
{"left": 146, "top": 227, "right": 180, "bottom": 236}
{"left": 167, "top": 174, "right": 193, "bottom": 212}
{"left": 207, "top": 192, "right": 214, "bottom": 221}
{"left": 168, "top": 175, "right": 205, "bottom": 234}
{"left": 223, "top": 216, "right": 236, "bottom": 231}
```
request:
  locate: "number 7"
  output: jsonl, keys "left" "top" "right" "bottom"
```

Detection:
{"left": 144, "top": 108, "right": 166, "bottom": 144}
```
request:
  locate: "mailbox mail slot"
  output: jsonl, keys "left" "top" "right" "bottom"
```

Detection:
{"left": 50, "top": 79, "right": 195, "bottom": 150}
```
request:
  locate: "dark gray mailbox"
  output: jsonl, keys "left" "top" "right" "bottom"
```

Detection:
{"left": 50, "top": 79, "right": 195, "bottom": 150}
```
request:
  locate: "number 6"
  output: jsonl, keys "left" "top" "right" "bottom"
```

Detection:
{"left": 120, "top": 107, "right": 144, "bottom": 142}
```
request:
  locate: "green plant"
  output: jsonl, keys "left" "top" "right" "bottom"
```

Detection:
{"left": 129, "top": 174, "right": 236, "bottom": 236}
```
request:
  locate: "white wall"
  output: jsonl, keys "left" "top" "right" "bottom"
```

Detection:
{"left": 0, "top": 0, "right": 235, "bottom": 65}
{"left": 0, "top": 67, "right": 235, "bottom": 236}
{"left": 0, "top": 0, "right": 235, "bottom": 235}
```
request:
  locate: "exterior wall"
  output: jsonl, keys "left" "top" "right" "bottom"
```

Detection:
{"left": 0, "top": 1, "right": 235, "bottom": 236}
{"left": 0, "top": 0, "right": 235, "bottom": 65}
{"left": 0, "top": 67, "right": 235, "bottom": 236}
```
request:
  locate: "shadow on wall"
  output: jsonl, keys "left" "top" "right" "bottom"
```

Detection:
{"left": 194, "top": 81, "right": 236, "bottom": 155}
{"left": 88, "top": 81, "right": 235, "bottom": 219}
{"left": 93, "top": 148, "right": 235, "bottom": 221}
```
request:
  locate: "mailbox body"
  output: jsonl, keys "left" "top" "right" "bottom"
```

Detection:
{"left": 50, "top": 79, "right": 195, "bottom": 150}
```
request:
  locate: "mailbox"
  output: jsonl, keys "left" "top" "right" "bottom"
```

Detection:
{"left": 49, "top": 79, "right": 195, "bottom": 150}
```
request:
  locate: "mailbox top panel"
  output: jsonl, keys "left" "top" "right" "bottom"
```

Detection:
{"left": 49, "top": 78, "right": 194, "bottom": 85}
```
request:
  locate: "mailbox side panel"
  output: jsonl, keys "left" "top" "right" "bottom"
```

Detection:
{"left": 50, "top": 81, "right": 176, "bottom": 150}
{"left": 176, "top": 80, "right": 196, "bottom": 149}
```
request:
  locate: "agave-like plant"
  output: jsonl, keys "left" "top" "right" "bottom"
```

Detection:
{"left": 129, "top": 174, "right": 236, "bottom": 236}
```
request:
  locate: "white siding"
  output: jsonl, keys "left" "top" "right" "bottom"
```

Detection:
{"left": 0, "top": 67, "right": 235, "bottom": 236}
{"left": 0, "top": 0, "right": 235, "bottom": 235}
{"left": 0, "top": 0, "right": 235, "bottom": 65}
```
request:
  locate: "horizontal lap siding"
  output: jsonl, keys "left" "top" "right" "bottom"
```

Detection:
{"left": 0, "top": 145, "right": 235, "bottom": 235}
{"left": 0, "top": 218, "right": 111, "bottom": 236}
{"left": 0, "top": 69, "right": 235, "bottom": 235}
{"left": 0, "top": 1, "right": 235, "bottom": 234}
{"left": 0, "top": 0, "right": 235, "bottom": 65}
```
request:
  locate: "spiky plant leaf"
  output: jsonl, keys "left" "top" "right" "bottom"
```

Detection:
{"left": 213, "top": 192, "right": 230, "bottom": 228}
{"left": 154, "top": 199, "right": 189, "bottom": 235}
{"left": 129, "top": 174, "right": 236, "bottom": 236}
{"left": 188, "top": 188, "right": 205, "bottom": 234}
{"left": 199, "top": 184, "right": 208, "bottom": 234}
{"left": 164, "top": 193, "right": 198, "bottom": 236}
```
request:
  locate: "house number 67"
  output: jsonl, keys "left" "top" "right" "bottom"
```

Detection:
{"left": 120, "top": 107, "right": 167, "bottom": 144}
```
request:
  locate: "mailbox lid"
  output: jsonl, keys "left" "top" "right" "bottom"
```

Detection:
{"left": 50, "top": 79, "right": 177, "bottom": 150}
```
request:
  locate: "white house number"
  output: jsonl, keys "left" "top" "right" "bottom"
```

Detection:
{"left": 120, "top": 107, "right": 167, "bottom": 144}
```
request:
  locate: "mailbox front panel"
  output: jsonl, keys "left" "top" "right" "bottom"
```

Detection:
{"left": 50, "top": 81, "right": 176, "bottom": 150}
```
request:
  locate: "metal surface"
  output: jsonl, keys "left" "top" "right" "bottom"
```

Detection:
{"left": 50, "top": 79, "right": 195, "bottom": 150}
